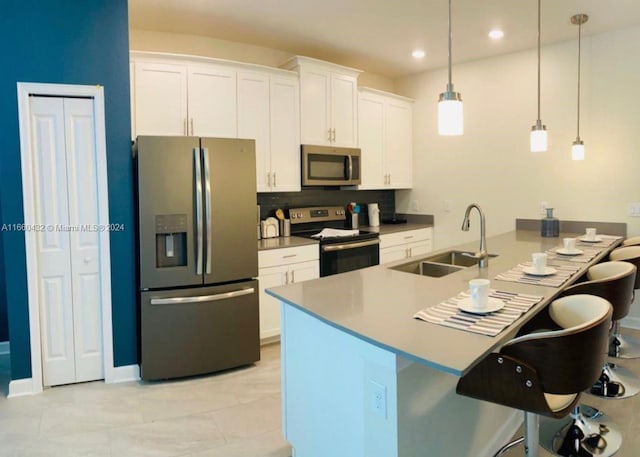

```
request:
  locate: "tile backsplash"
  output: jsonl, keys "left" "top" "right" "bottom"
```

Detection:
{"left": 257, "top": 189, "right": 395, "bottom": 226}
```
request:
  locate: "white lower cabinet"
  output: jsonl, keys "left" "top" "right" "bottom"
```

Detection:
{"left": 258, "top": 245, "right": 319, "bottom": 341}
{"left": 379, "top": 228, "right": 433, "bottom": 264}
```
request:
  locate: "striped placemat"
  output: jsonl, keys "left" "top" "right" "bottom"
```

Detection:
{"left": 545, "top": 246, "right": 603, "bottom": 263}
{"left": 495, "top": 262, "right": 581, "bottom": 288}
{"left": 575, "top": 234, "right": 622, "bottom": 249}
{"left": 413, "top": 290, "right": 543, "bottom": 337}
{"left": 546, "top": 235, "right": 621, "bottom": 263}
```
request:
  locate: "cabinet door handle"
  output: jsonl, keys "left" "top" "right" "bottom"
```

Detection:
{"left": 332, "top": 128, "right": 336, "bottom": 142}
{"left": 327, "top": 128, "right": 332, "bottom": 142}
{"left": 184, "top": 118, "right": 187, "bottom": 136}
{"left": 284, "top": 271, "right": 289, "bottom": 285}
{"left": 282, "top": 254, "right": 297, "bottom": 259}
{"left": 190, "top": 118, "right": 194, "bottom": 136}
{"left": 404, "top": 235, "right": 414, "bottom": 240}
{"left": 388, "top": 173, "right": 391, "bottom": 185}
{"left": 291, "top": 270, "right": 295, "bottom": 283}
{"left": 273, "top": 172, "right": 277, "bottom": 187}
{"left": 409, "top": 247, "right": 412, "bottom": 257}
{"left": 267, "top": 172, "right": 271, "bottom": 187}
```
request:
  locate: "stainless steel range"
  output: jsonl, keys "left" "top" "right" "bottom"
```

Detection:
{"left": 289, "top": 206, "right": 380, "bottom": 277}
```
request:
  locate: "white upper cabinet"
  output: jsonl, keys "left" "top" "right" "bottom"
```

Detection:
{"left": 238, "top": 71, "right": 271, "bottom": 190}
{"left": 188, "top": 64, "right": 237, "bottom": 138}
{"left": 358, "top": 88, "right": 413, "bottom": 189}
{"left": 133, "top": 62, "right": 188, "bottom": 136}
{"left": 131, "top": 52, "right": 300, "bottom": 192}
{"left": 269, "top": 76, "right": 301, "bottom": 192}
{"left": 283, "top": 56, "right": 361, "bottom": 147}
{"left": 237, "top": 71, "right": 301, "bottom": 193}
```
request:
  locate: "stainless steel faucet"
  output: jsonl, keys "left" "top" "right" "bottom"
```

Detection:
{"left": 461, "top": 203, "right": 489, "bottom": 268}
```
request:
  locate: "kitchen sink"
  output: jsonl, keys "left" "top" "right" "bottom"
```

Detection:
{"left": 388, "top": 250, "right": 498, "bottom": 278}
{"left": 425, "top": 250, "right": 498, "bottom": 267}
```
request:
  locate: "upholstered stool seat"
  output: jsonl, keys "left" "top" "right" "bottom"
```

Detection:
{"left": 622, "top": 235, "right": 640, "bottom": 247}
{"left": 608, "top": 246, "right": 640, "bottom": 359}
{"left": 457, "top": 294, "right": 612, "bottom": 456}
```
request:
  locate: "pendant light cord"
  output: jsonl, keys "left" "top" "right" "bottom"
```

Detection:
{"left": 536, "top": 0, "right": 541, "bottom": 122}
{"left": 576, "top": 20, "right": 582, "bottom": 139}
{"left": 447, "top": 0, "right": 453, "bottom": 90}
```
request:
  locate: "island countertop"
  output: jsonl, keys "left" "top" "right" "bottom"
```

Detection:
{"left": 266, "top": 230, "right": 620, "bottom": 377}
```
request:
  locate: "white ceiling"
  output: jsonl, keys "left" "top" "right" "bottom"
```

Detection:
{"left": 129, "top": 0, "right": 640, "bottom": 78}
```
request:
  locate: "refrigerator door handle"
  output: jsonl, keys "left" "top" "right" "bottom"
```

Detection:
{"left": 194, "top": 148, "right": 203, "bottom": 275}
{"left": 203, "top": 147, "right": 213, "bottom": 275}
{"left": 150, "top": 287, "right": 256, "bottom": 305}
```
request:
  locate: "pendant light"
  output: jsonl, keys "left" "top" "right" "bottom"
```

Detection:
{"left": 530, "top": 0, "right": 547, "bottom": 152}
{"left": 571, "top": 14, "right": 588, "bottom": 160}
{"left": 438, "top": 0, "right": 463, "bottom": 136}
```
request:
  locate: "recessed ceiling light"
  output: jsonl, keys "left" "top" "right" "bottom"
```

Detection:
{"left": 488, "top": 29, "right": 504, "bottom": 40}
{"left": 412, "top": 49, "right": 426, "bottom": 59}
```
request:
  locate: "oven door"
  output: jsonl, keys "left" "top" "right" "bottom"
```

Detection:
{"left": 320, "top": 238, "right": 380, "bottom": 277}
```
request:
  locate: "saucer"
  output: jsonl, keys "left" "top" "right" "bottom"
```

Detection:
{"left": 556, "top": 248, "right": 584, "bottom": 256}
{"left": 458, "top": 297, "right": 504, "bottom": 315}
{"left": 523, "top": 266, "right": 557, "bottom": 276}
{"left": 578, "top": 236, "right": 603, "bottom": 243}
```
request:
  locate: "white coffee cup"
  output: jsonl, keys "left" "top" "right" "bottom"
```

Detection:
{"left": 585, "top": 227, "right": 597, "bottom": 241}
{"left": 469, "top": 278, "right": 490, "bottom": 310}
{"left": 532, "top": 252, "right": 548, "bottom": 274}
{"left": 563, "top": 237, "right": 577, "bottom": 252}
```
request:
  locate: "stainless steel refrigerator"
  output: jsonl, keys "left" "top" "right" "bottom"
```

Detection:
{"left": 135, "top": 136, "right": 259, "bottom": 380}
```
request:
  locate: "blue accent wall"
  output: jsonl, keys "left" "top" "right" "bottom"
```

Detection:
{"left": 0, "top": 0, "right": 136, "bottom": 379}
{"left": 0, "top": 196, "right": 7, "bottom": 342}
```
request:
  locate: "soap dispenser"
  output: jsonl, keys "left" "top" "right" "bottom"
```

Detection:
{"left": 541, "top": 207, "right": 559, "bottom": 237}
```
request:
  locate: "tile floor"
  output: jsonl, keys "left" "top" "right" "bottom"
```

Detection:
{"left": 0, "top": 344, "right": 291, "bottom": 457}
{"left": 1, "top": 333, "right": 640, "bottom": 457}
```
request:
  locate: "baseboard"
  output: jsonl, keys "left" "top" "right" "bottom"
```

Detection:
{"left": 479, "top": 409, "right": 523, "bottom": 457}
{"left": 0, "top": 341, "right": 9, "bottom": 355}
{"left": 260, "top": 335, "right": 281, "bottom": 346}
{"left": 107, "top": 364, "right": 140, "bottom": 384}
{"left": 620, "top": 316, "right": 640, "bottom": 330}
{"left": 8, "top": 378, "right": 34, "bottom": 398}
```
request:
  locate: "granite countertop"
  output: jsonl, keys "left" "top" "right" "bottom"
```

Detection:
{"left": 258, "top": 223, "right": 433, "bottom": 251}
{"left": 266, "top": 230, "right": 620, "bottom": 376}
{"left": 362, "top": 222, "right": 433, "bottom": 235}
{"left": 258, "top": 235, "right": 319, "bottom": 251}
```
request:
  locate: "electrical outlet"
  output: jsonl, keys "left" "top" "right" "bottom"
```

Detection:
{"left": 411, "top": 200, "right": 420, "bottom": 212}
{"left": 629, "top": 202, "right": 640, "bottom": 217}
{"left": 370, "top": 380, "right": 387, "bottom": 418}
{"left": 539, "top": 201, "right": 548, "bottom": 215}
{"left": 444, "top": 200, "right": 452, "bottom": 213}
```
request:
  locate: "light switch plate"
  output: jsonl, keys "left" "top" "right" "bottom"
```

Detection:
{"left": 629, "top": 202, "right": 640, "bottom": 217}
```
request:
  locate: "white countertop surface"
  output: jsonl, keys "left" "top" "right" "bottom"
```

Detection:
{"left": 266, "top": 230, "right": 620, "bottom": 376}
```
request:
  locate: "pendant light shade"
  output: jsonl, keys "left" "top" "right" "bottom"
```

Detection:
{"left": 438, "top": 0, "right": 463, "bottom": 136}
{"left": 530, "top": 0, "right": 547, "bottom": 152}
{"left": 571, "top": 13, "right": 588, "bottom": 160}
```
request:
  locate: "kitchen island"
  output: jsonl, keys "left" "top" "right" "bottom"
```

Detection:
{"left": 266, "top": 230, "right": 621, "bottom": 457}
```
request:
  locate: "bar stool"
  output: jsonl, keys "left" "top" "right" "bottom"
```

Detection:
{"left": 608, "top": 246, "right": 640, "bottom": 358}
{"left": 456, "top": 294, "right": 612, "bottom": 457}
{"left": 622, "top": 235, "right": 640, "bottom": 247}
{"left": 537, "top": 261, "right": 635, "bottom": 457}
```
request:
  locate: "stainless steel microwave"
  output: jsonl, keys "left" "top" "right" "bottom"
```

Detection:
{"left": 301, "top": 144, "right": 361, "bottom": 186}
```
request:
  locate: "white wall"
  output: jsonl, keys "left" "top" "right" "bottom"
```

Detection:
{"left": 395, "top": 25, "right": 640, "bottom": 250}
{"left": 130, "top": 29, "right": 396, "bottom": 92}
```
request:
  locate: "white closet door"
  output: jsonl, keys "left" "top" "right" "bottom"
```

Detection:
{"left": 30, "top": 97, "right": 76, "bottom": 386}
{"left": 29, "top": 96, "right": 103, "bottom": 387}
{"left": 63, "top": 98, "right": 104, "bottom": 383}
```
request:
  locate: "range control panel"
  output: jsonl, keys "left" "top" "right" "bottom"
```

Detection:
{"left": 288, "top": 206, "right": 346, "bottom": 224}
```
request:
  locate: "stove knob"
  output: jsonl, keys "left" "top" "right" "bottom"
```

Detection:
{"left": 291, "top": 214, "right": 296, "bottom": 219}
{"left": 340, "top": 210, "right": 345, "bottom": 215}
{"left": 297, "top": 212, "right": 303, "bottom": 218}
